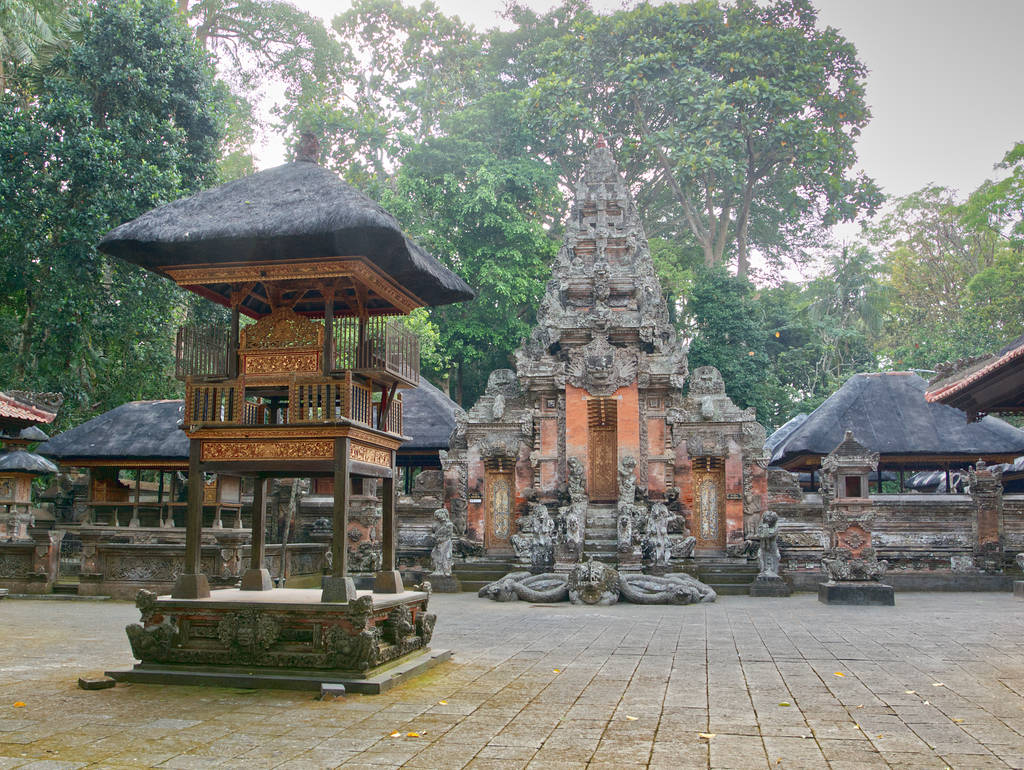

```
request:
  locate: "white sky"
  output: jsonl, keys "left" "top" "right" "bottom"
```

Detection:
{"left": 260, "top": 0, "right": 1024, "bottom": 263}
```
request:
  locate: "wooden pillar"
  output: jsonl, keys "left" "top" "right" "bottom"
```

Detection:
{"left": 323, "top": 291, "right": 334, "bottom": 376}
{"left": 229, "top": 303, "right": 240, "bottom": 379}
{"left": 240, "top": 477, "right": 272, "bottom": 590}
{"left": 322, "top": 437, "right": 356, "bottom": 602}
{"left": 171, "top": 440, "right": 210, "bottom": 598}
{"left": 129, "top": 471, "right": 141, "bottom": 528}
{"left": 375, "top": 449, "right": 404, "bottom": 593}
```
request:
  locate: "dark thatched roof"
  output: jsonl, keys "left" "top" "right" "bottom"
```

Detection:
{"left": 765, "top": 413, "right": 807, "bottom": 455}
{"left": 98, "top": 160, "right": 475, "bottom": 310}
{"left": 0, "top": 449, "right": 58, "bottom": 475}
{"left": 42, "top": 385, "right": 460, "bottom": 466}
{"left": 401, "top": 378, "right": 461, "bottom": 451}
{"left": 770, "top": 372, "right": 1024, "bottom": 470}
{"left": 41, "top": 400, "right": 188, "bottom": 465}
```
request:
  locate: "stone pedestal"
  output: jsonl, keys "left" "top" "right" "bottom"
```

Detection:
{"left": 240, "top": 568, "right": 273, "bottom": 591}
{"left": 1013, "top": 580, "right": 1024, "bottom": 599}
{"left": 427, "top": 574, "right": 460, "bottom": 593}
{"left": 374, "top": 569, "right": 404, "bottom": 594}
{"left": 321, "top": 575, "right": 357, "bottom": 603}
{"left": 750, "top": 574, "right": 791, "bottom": 597}
{"left": 818, "top": 581, "right": 894, "bottom": 606}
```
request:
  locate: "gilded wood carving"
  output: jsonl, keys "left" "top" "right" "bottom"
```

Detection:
{"left": 349, "top": 442, "right": 391, "bottom": 468}
{"left": 241, "top": 307, "right": 323, "bottom": 350}
{"left": 201, "top": 439, "right": 335, "bottom": 463}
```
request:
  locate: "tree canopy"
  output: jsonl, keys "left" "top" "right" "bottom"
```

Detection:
{"left": 0, "top": 0, "right": 223, "bottom": 428}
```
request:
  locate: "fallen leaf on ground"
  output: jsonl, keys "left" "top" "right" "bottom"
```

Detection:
{"left": 698, "top": 733, "right": 716, "bottom": 740}
{"left": 389, "top": 732, "right": 401, "bottom": 738}
{"left": 932, "top": 682, "right": 945, "bottom": 687}
{"left": 905, "top": 690, "right": 916, "bottom": 694}
{"left": 953, "top": 718, "right": 964, "bottom": 723}
{"left": 778, "top": 702, "right": 791, "bottom": 707}
{"left": 406, "top": 732, "right": 420, "bottom": 738}
{"left": 856, "top": 705, "right": 864, "bottom": 709}
{"left": 12, "top": 702, "right": 25, "bottom": 708}
{"left": 438, "top": 700, "right": 448, "bottom": 705}
{"left": 553, "top": 669, "right": 561, "bottom": 674}
{"left": 625, "top": 716, "right": 638, "bottom": 721}
{"left": 876, "top": 734, "right": 883, "bottom": 738}
{"left": 834, "top": 672, "right": 845, "bottom": 677}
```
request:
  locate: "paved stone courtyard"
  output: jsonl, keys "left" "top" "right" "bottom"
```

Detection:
{"left": 2, "top": 592, "right": 1024, "bottom": 769}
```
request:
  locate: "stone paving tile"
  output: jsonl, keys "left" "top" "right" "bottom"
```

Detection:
{"left": 4, "top": 593, "right": 1024, "bottom": 768}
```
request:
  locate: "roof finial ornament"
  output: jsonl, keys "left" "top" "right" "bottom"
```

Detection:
{"left": 594, "top": 134, "right": 608, "bottom": 149}
{"left": 296, "top": 131, "right": 320, "bottom": 164}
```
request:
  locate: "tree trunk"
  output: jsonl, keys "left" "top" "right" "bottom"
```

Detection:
{"left": 455, "top": 361, "right": 464, "bottom": 407}
{"left": 279, "top": 478, "right": 300, "bottom": 583}
{"left": 15, "top": 289, "right": 33, "bottom": 381}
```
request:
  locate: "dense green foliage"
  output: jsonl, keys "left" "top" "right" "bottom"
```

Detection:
{"left": 0, "top": 0, "right": 222, "bottom": 428}
{"left": 2, "top": 0, "right": 1021, "bottom": 436}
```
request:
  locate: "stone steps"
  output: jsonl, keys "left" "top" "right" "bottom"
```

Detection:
{"left": 453, "top": 561, "right": 519, "bottom": 593}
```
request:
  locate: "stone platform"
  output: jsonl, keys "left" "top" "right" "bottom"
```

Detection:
{"left": 107, "top": 587, "right": 442, "bottom": 692}
{"left": 818, "top": 580, "right": 895, "bottom": 606}
{"left": 749, "top": 574, "right": 791, "bottom": 597}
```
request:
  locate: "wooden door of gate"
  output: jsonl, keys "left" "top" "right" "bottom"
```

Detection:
{"left": 588, "top": 397, "right": 618, "bottom": 502}
{"left": 484, "top": 462, "right": 514, "bottom": 552}
{"left": 692, "top": 456, "right": 726, "bottom": 550}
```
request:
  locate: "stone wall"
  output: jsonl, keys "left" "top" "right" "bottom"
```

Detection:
{"left": 769, "top": 472, "right": 1024, "bottom": 590}
{"left": 0, "top": 530, "right": 63, "bottom": 594}
{"left": 76, "top": 538, "right": 327, "bottom": 599}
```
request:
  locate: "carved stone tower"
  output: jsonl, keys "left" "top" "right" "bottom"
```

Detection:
{"left": 445, "top": 139, "right": 768, "bottom": 566}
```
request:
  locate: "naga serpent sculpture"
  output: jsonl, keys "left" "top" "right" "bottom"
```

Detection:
{"left": 477, "top": 571, "right": 570, "bottom": 602}
{"left": 478, "top": 561, "right": 716, "bottom": 606}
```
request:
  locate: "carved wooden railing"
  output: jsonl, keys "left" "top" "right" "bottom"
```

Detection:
{"left": 176, "top": 326, "right": 229, "bottom": 380}
{"left": 332, "top": 317, "right": 420, "bottom": 385}
{"left": 183, "top": 377, "right": 402, "bottom": 435}
{"left": 176, "top": 317, "right": 419, "bottom": 386}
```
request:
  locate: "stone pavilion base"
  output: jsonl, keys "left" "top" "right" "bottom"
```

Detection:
{"left": 818, "top": 581, "right": 895, "bottom": 606}
{"left": 749, "top": 574, "right": 792, "bottom": 597}
{"left": 427, "top": 574, "right": 460, "bottom": 593}
{"left": 1014, "top": 580, "right": 1024, "bottom": 599}
{"left": 106, "top": 587, "right": 447, "bottom": 693}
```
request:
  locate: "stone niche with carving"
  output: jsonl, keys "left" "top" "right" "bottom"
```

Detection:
{"left": 444, "top": 139, "right": 768, "bottom": 565}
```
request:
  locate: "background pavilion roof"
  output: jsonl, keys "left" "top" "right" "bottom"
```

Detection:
{"left": 400, "top": 378, "right": 461, "bottom": 451}
{"left": 0, "top": 449, "right": 58, "bottom": 475}
{"left": 769, "top": 372, "right": 1024, "bottom": 470}
{"left": 41, "top": 400, "right": 189, "bottom": 465}
{"left": 98, "top": 160, "right": 474, "bottom": 313}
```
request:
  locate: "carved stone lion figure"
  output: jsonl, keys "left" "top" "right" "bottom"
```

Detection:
{"left": 568, "top": 559, "right": 620, "bottom": 605}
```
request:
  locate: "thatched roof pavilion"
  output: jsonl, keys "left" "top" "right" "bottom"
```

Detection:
{"left": 769, "top": 371, "right": 1024, "bottom": 473}
{"left": 41, "top": 400, "right": 188, "bottom": 468}
{"left": 98, "top": 159, "right": 474, "bottom": 317}
{"left": 926, "top": 333, "right": 1024, "bottom": 421}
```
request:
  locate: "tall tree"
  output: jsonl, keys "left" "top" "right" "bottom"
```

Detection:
{"left": 0, "top": 0, "right": 222, "bottom": 428}
{"left": 496, "top": 0, "right": 882, "bottom": 276}
{"left": 385, "top": 134, "right": 561, "bottom": 405}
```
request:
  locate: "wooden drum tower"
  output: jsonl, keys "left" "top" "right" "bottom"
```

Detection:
{"left": 99, "top": 137, "right": 473, "bottom": 690}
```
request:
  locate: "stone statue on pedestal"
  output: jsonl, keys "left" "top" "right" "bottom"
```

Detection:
{"left": 749, "top": 510, "right": 791, "bottom": 597}
{"left": 428, "top": 508, "right": 459, "bottom": 592}
{"left": 430, "top": 508, "right": 454, "bottom": 577}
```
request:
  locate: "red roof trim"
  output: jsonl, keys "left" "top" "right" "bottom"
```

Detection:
{"left": 0, "top": 392, "right": 57, "bottom": 423}
{"left": 925, "top": 342, "right": 1024, "bottom": 403}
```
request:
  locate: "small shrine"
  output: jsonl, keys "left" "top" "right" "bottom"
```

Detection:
{"left": 445, "top": 139, "right": 768, "bottom": 576}
{"left": 818, "top": 431, "right": 894, "bottom": 605}
{"left": 98, "top": 135, "right": 473, "bottom": 690}
{"left": 0, "top": 391, "right": 64, "bottom": 594}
